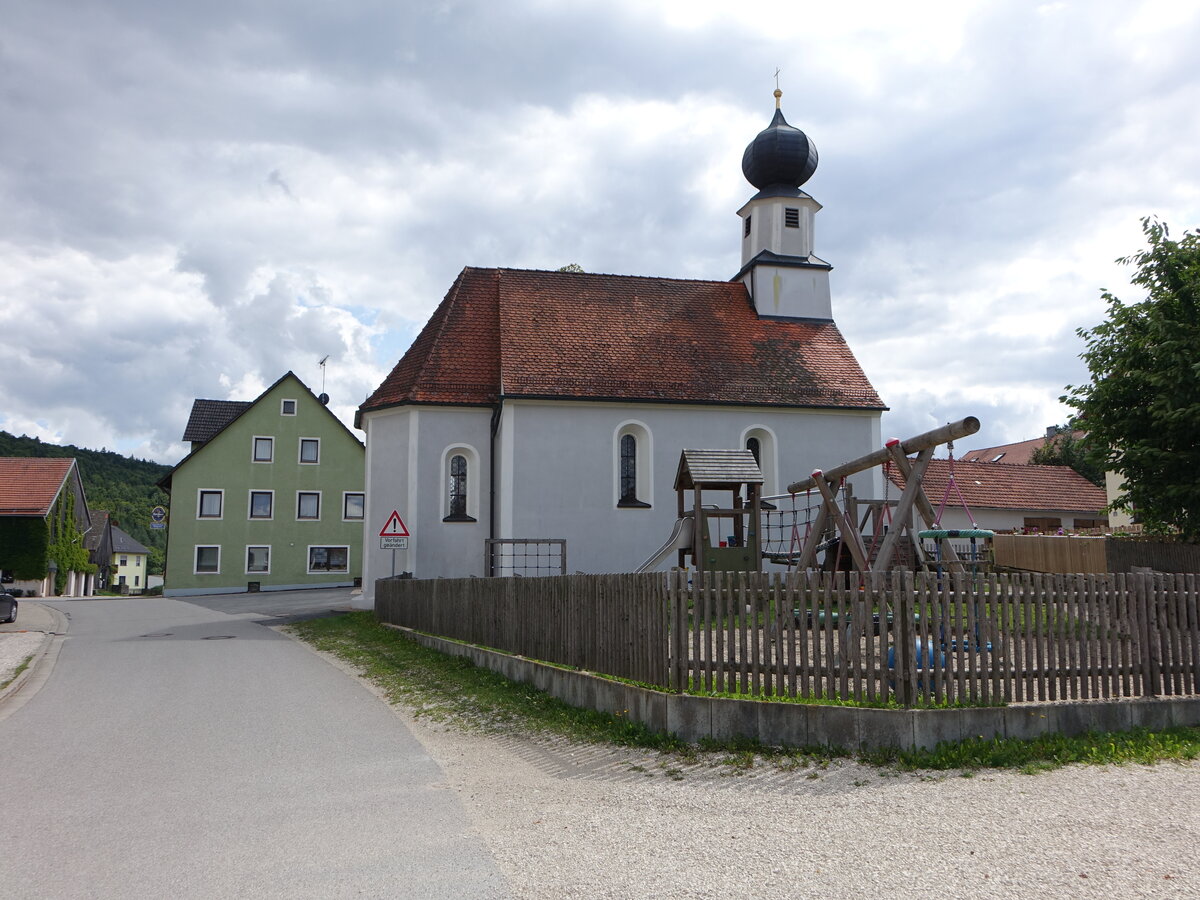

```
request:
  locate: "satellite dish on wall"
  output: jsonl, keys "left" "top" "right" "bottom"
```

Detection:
{"left": 318, "top": 392, "right": 330, "bottom": 406}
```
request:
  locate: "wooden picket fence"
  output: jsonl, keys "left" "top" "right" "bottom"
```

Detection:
{"left": 375, "top": 572, "right": 668, "bottom": 686}
{"left": 668, "top": 570, "right": 1200, "bottom": 706}
{"left": 376, "top": 570, "right": 1200, "bottom": 708}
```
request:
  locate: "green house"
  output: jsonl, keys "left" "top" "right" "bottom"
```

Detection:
{"left": 161, "top": 372, "right": 365, "bottom": 596}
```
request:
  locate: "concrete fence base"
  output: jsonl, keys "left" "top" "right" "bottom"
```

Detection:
{"left": 386, "top": 625, "right": 1200, "bottom": 751}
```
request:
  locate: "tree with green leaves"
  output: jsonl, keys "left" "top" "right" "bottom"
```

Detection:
{"left": 1064, "top": 218, "right": 1200, "bottom": 539}
{"left": 1029, "top": 424, "right": 1104, "bottom": 487}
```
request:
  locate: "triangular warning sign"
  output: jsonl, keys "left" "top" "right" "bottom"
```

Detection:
{"left": 379, "top": 510, "right": 410, "bottom": 537}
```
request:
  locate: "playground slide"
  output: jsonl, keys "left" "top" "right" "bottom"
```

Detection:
{"left": 635, "top": 517, "right": 694, "bottom": 573}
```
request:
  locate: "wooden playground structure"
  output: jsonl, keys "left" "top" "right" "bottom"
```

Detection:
{"left": 672, "top": 416, "right": 993, "bottom": 578}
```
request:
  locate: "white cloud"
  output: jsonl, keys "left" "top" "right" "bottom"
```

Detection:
{"left": 1, "top": 0, "right": 1198, "bottom": 463}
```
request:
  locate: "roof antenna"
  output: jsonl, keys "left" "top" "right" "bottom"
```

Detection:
{"left": 318, "top": 355, "right": 330, "bottom": 406}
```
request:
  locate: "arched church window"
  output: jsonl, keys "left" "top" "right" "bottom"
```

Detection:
{"left": 445, "top": 454, "right": 475, "bottom": 522}
{"left": 615, "top": 423, "right": 652, "bottom": 509}
{"left": 746, "top": 436, "right": 761, "bottom": 465}
{"left": 620, "top": 435, "right": 637, "bottom": 504}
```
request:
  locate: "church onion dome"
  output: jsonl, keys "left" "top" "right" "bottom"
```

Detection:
{"left": 741, "top": 90, "right": 818, "bottom": 191}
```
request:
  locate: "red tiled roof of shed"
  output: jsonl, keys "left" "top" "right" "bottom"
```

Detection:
{"left": 361, "top": 267, "right": 884, "bottom": 413}
{"left": 888, "top": 459, "right": 1107, "bottom": 513}
{"left": 0, "top": 457, "right": 76, "bottom": 516}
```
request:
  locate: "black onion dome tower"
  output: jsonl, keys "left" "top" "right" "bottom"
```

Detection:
{"left": 741, "top": 89, "right": 818, "bottom": 193}
{"left": 733, "top": 88, "right": 833, "bottom": 322}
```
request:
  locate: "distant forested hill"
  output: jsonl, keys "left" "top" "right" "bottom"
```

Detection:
{"left": 0, "top": 431, "right": 171, "bottom": 573}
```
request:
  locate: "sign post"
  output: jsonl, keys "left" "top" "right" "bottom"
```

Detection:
{"left": 379, "top": 511, "right": 411, "bottom": 577}
{"left": 150, "top": 506, "right": 168, "bottom": 530}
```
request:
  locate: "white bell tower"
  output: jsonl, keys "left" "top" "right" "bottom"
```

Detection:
{"left": 733, "top": 90, "right": 832, "bottom": 321}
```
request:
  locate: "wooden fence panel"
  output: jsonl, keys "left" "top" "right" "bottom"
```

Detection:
{"left": 376, "top": 569, "right": 1200, "bottom": 709}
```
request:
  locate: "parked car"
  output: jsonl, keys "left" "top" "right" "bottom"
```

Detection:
{"left": 0, "top": 593, "right": 16, "bottom": 624}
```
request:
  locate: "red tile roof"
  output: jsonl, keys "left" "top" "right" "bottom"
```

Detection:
{"left": 0, "top": 457, "right": 76, "bottom": 517}
{"left": 361, "top": 267, "right": 885, "bottom": 413}
{"left": 961, "top": 431, "right": 1085, "bottom": 466}
{"left": 888, "top": 459, "right": 1107, "bottom": 513}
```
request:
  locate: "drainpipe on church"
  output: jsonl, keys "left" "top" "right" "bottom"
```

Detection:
{"left": 488, "top": 400, "right": 503, "bottom": 577}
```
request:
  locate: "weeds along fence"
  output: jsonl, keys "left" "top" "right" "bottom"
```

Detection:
{"left": 375, "top": 570, "right": 1200, "bottom": 708}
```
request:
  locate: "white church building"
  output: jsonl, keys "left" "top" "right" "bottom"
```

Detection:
{"left": 356, "top": 91, "right": 886, "bottom": 603}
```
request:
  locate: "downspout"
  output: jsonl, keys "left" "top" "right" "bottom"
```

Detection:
{"left": 489, "top": 399, "right": 502, "bottom": 577}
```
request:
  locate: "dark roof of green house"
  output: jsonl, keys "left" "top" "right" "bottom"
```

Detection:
{"left": 182, "top": 399, "right": 253, "bottom": 444}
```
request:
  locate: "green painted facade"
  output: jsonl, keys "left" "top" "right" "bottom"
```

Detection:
{"left": 163, "top": 374, "right": 365, "bottom": 596}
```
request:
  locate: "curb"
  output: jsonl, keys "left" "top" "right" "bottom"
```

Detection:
{"left": 0, "top": 603, "right": 69, "bottom": 719}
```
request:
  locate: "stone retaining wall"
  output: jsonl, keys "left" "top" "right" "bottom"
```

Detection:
{"left": 387, "top": 624, "right": 1200, "bottom": 751}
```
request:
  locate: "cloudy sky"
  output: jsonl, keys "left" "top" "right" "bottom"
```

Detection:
{"left": 3, "top": 0, "right": 1198, "bottom": 465}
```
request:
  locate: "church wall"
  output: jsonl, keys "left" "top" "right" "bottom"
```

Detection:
{"left": 359, "top": 405, "right": 492, "bottom": 605}
{"left": 501, "top": 400, "right": 882, "bottom": 575}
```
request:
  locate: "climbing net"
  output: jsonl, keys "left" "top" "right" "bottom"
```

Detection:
{"left": 759, "top": 488, "right": 839, "bottom": 566}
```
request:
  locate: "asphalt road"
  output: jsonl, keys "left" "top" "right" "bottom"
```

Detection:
{"left": 0, "top": 595, "right": 509, "bottom": 899}
{"left": 176, "top": 585, "right": 360, "bottom": 622}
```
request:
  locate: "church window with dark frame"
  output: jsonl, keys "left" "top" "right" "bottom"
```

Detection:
{"left": 746, "top": 436, "right": 761, "bottom": 466}
{"left": 618, "top": 434, "right": 649, "bottom": 508}
{"left": 784, "top": 207, "right": 800, "bottom": 228}
{"left": 445, "top": 454, "right": 475, "bottom": 522}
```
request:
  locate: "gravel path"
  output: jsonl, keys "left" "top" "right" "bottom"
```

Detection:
{"left": 418, "top": 726, "right": 1199, "bottom": 899}
{"left": 0, "top": 632, "right": 43, "bottom": 685}
{"left": 307, "top": 643, "right": 1200, "bottom": 899}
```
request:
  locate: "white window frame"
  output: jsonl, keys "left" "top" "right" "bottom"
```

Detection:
{"left": 613, "top": 421, "right": 652, "bottom": 509}
{"left": 245, "top": 545, "right": 271, "bottom": 575}
{"left": 342, "top": 492, "right": 365, "bottom": 521}
{"left": 307, "top": 545, "right": 350, "bottom": 575}
{"left": 440, "top": 444, "right": 480, "bottom": 522}
{"left": 197, "top": 489, "right": 224, "bottom": 520}
{"left": 252, "top": 436, "right": 274, "bottom": 463}
{"left": 280, "top": 398, "right": 297, "bottom": 416}
{"left": 119, "top": 555, "right": 128, "bottom": 566}
{"left": 194, "top": 545, "right": 220, "bottom": 575}
{"left": 298, "top": 437, "right": 320, "bottom": 465}
{"left": 248, "top": 490, "right": 274, "bottom": 520}
{"left": 297, "top": 491, "right": 321, "bottom": 520}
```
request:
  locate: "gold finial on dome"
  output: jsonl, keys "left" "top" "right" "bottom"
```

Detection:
{"left": 773, "top": 67, "right": 782, "bottom": 108}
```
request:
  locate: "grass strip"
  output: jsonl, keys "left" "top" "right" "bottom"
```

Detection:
{"left": 289, "top": 612, "right": 686, "bottom": 751}
{"left": 289, "top": 611, "right": 1200, "bottom": 774}
{"left": 0, "top": 654, "right": 33, "bottom": 692}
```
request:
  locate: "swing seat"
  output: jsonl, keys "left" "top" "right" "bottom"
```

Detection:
{"left": 918, "top": 529, "right": 994, "bottom": 539}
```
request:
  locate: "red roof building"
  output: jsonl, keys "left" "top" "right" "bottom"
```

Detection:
{"left": 888, "top": 459, "right": 1108, "bottom": 532}
{"left": 355, "top": 95, "right": 889, "bottom": 592}
{"left": 0, "top": 457, "right": 94, "bottom": 595}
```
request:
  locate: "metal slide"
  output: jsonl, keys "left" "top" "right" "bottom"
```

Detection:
{"left": 634, "top": 517, "right": 694, "bottom": 573}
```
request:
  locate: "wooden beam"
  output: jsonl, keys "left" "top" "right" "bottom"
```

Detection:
{"left": 810, "top": 470, "right": 870, "bottom": 572}
{"left": 887, "top": 442, "right": 965, "bottom": 573}
{"left": 873, "top": 446, "right": 934, "bottom": 572}
{"left": 786, "top": 416, "right": 980, "bottom": 494}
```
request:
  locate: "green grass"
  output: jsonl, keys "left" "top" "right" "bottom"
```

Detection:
{"left": 288, "top": 612, "right": 1200, "bottom": 775}
{"left": 289, "top": 612, "right": 685, "bottom": 752}
{"left": 861, "top": 726, "right": 1200, "bottom": 773}
{"left": 0, "top": 654, "right": 33, "bottom": 691}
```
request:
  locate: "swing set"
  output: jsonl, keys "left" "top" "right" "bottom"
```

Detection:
{"left": 780, "top": 416, "right": 991, "bottom": 575}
